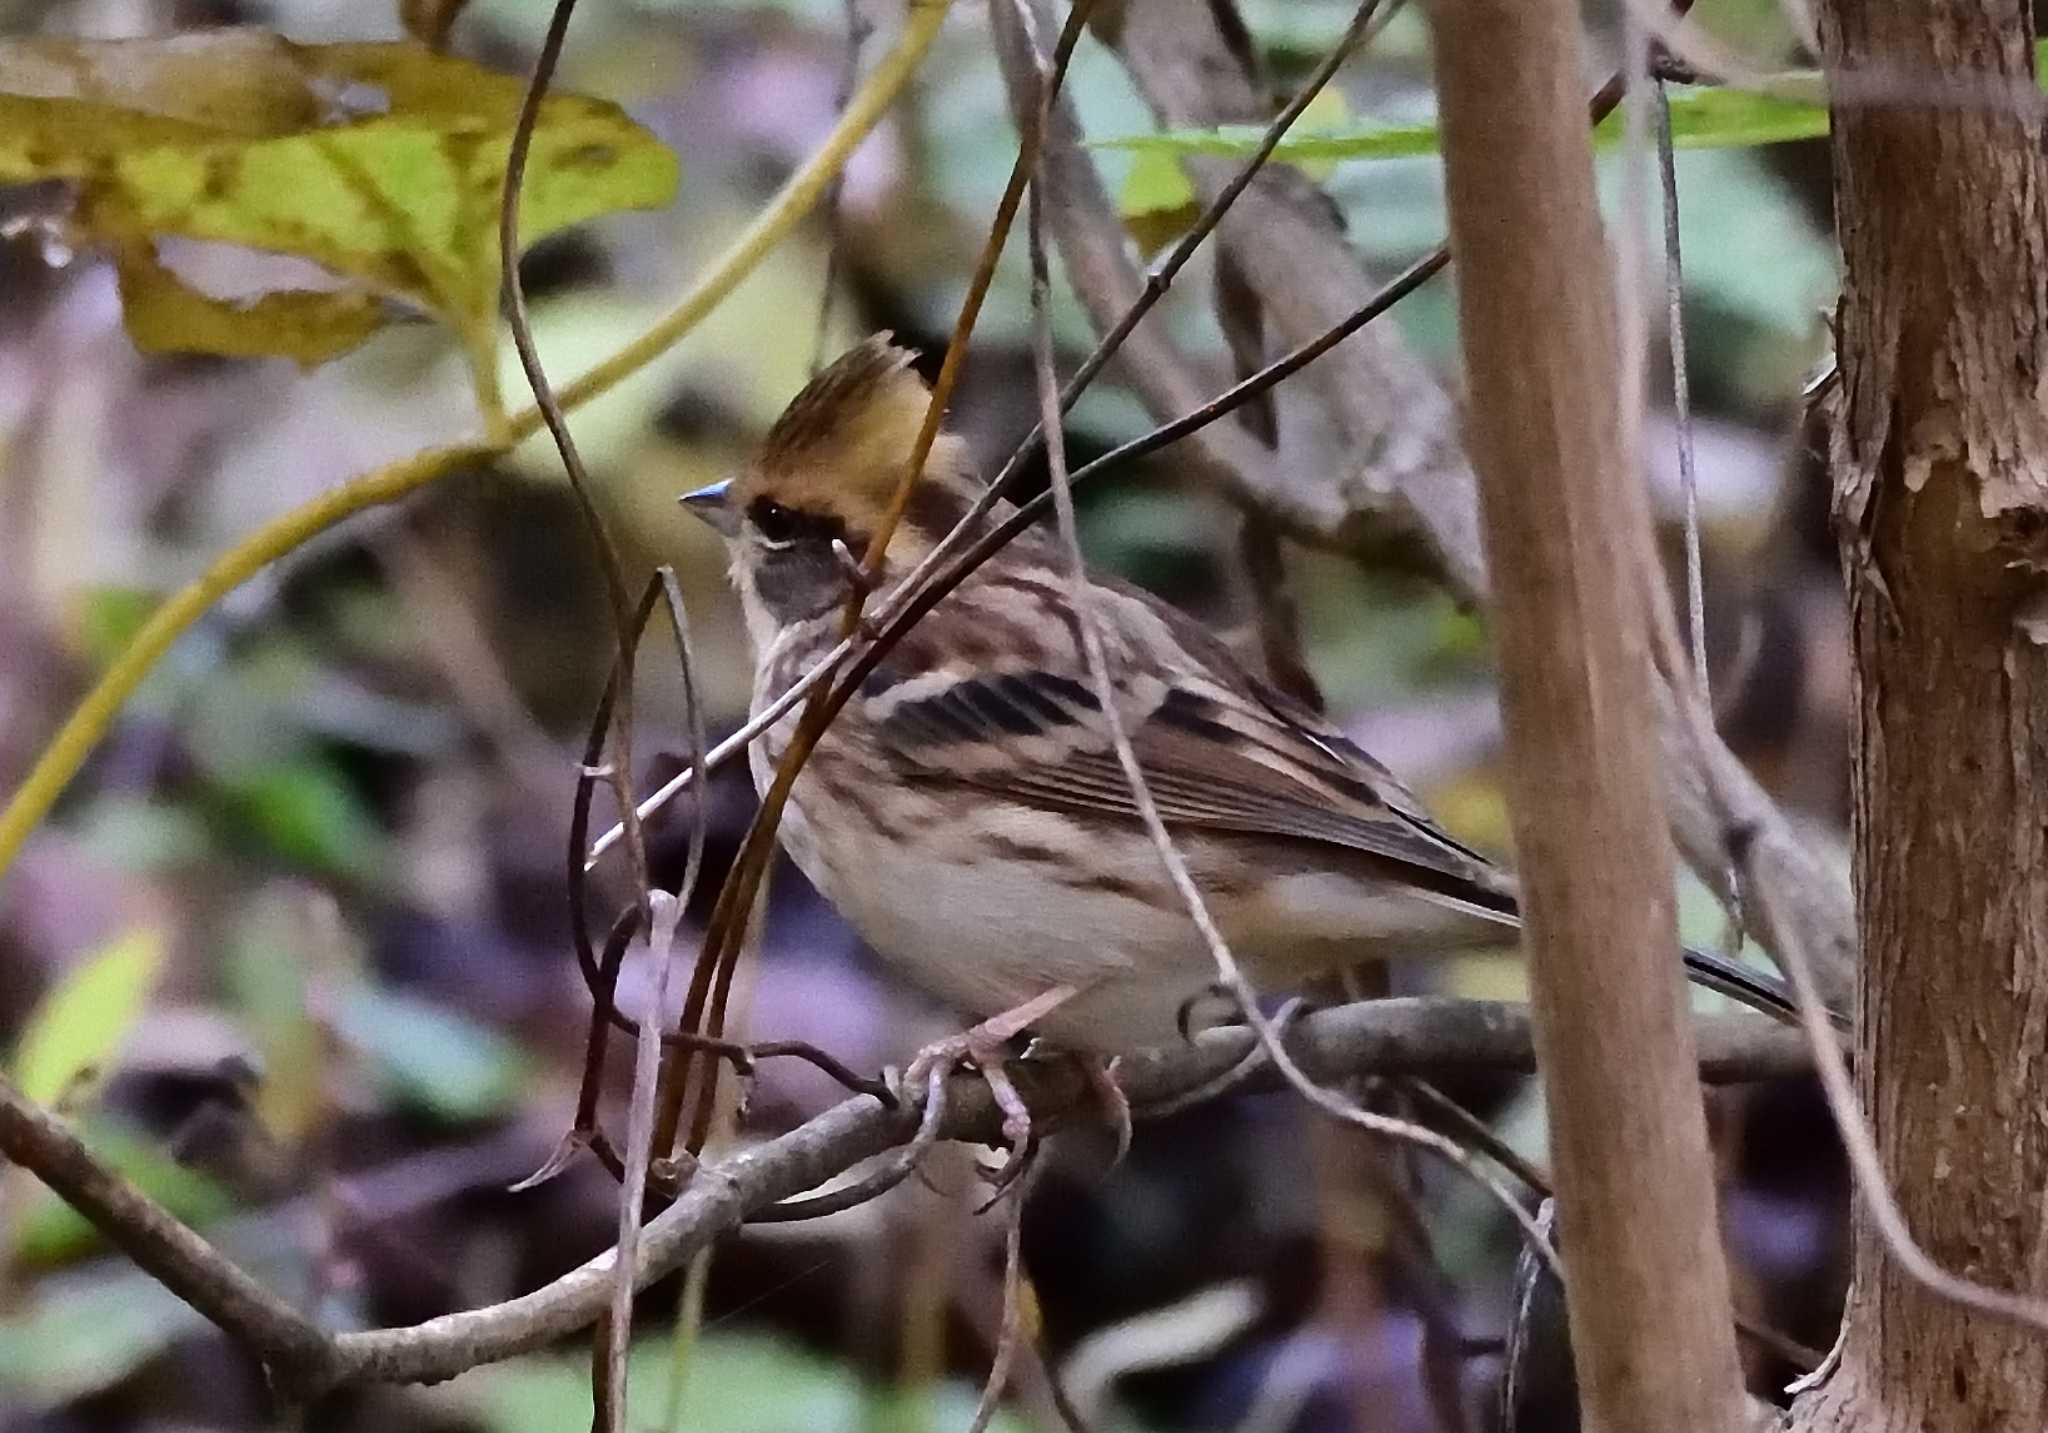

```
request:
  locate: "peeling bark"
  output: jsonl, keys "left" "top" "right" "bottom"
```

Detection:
{"left": 1796, "top": 1, "right": 2048, "bottom": 1426}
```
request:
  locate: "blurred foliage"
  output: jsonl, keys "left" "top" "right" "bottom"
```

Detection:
{"left": 334, "top": 984, "right": 528, "bottom": 1122}
{"left": 421, "top": 1334, "right": 1036, "bottom": 1433}
{"left": 0, "top": 1268, "right": 208, "bottom": 1410}
{"left": 10, "top": 1122, "right": 233, "bottom": 1265}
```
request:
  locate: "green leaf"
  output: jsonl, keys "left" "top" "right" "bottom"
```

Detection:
{"left": 1100, "top": 76, "right": 1835, "bottom": 164}
{"left": 108, "top": 234, "right": 386, "bottom": 365}
{"left": 1613, "top": 83, "right": 1829, "bottom": 150}
{"left": 11, "top": 929, "right": 164, "bottom": 1106}
{"left": 334, "top": 986, "right": 527, "bottom": 1123}
{"left": 1116, "top": 147, "right": 1198, "bottom": 255}
{"left": 1119, "top": 145, "right": 1195, "bottom": 217}
{"left": 0, "top": 34, "right": 679, "bottom": 373}
{"left": 216, "top": 757, "right": 387, "bottom": 882}
{"left": 1115, "top": 83, "right": 1355, "bottom": 248}
{"left": 1107, "top": 44, "right": 2048, "bottom": 165}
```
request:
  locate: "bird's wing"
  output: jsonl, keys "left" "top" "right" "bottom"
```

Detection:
{"left": 856, "top": 572, "right": 1810, "bottom": 1026}
{"left": 861, "top": 577, "right": 1509, "bottom": 909}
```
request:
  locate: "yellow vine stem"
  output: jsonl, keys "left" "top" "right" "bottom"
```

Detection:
{"left": 0, "top": 443, "right": 493, "bottom": 874}
{"left": 0, "top": 0, "right": 953, "bottom": 883}
{"left": 548, "top": 0, "right": 953, "bottom": 421}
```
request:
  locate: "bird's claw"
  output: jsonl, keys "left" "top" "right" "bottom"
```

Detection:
{"left": 903, "top": 1028, "right": 1036, "bottom": 1189}
{"left": 900, "top": 984, "right": 1087, "bottom": 1192}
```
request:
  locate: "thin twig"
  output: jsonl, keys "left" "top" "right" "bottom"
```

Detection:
{"left": 1652, "top": 72, "right": 1746, "bottom": 950}
{"left": 585, "top": 642, "right": 842, "bottom": 869}
{"left": 1398, "top": 1078, "right": 1553, "bottom": 1197}
{"left": 589, "top": 576, "right": 706, "bottom": 1426}
{"left": 744, "top": 1063, "right": 949, "bottom": 1223}
{"left": 569, "top": 584, "right": 660, "bottom": 1005}
{"left": 654, "top": 0, "right": 1100, "bottom": 1168}
{"left": 1654, "top": 81, "right": 1708, "bottom": 707}
{"left": 1127, "top": 997, "right": 1311, "bottom": 1118}
{"left": 606, "top": 893, "right": 686, "bottom": 1431}
{"left": 812, "top": 0, "right": 874, "bottom": 375}
{"left": 501, "top": 0, "right": 654, "bottom": 914}
{"left": 966, "top": 1158, "right": 1041, "bottom": 1433}
{"left": 656, "top": 567, "right": 713, "bottom": 921}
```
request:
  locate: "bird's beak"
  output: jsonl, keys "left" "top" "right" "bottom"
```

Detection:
{"left": 679, "top": 479, "right": 740, "bottom": 537}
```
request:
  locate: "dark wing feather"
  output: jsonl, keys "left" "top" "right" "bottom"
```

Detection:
{"left": 986, "top": 687, "right": 1502, "bottom": 898}
{"left": 863, "top": 605, "right": 1508, "bottom": 906}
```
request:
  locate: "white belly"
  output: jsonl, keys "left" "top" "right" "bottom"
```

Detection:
{"left": 777, "top": 789, "right": 1222, "bottom": 1051}
{"left": 756, "top": 740, "right": 1507, "bottom": 1054}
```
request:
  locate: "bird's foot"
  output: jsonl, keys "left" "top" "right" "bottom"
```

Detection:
{"left": 901, "top": 984, "right": 1083, "bottom": 1185}
{"left": 1078, "top": 1052, "right": 1132, "bottom": 1169}
{"left": 1176, "top": 980, "right": 1326, "bottom": 1043}
{"left": 1139, "top": 994, "right": 1315, "bottom": 1118}
{"left": 1008, "top": 1039, "right": 1131, "bottom": 1171}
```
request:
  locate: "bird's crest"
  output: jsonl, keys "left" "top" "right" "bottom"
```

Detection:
{"left": 733, "top": 333, "right": 988, "bottom": 564}
{"left": 756, "top": 335, "right": 931, "bottom": 488}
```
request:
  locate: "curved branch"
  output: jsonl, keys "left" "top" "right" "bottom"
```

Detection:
{"left": 0, "top": 1000, "right": 1806, "bottom": 1399}
{"left": 0, "top": 1078, "right": 339, "bottom": 1389}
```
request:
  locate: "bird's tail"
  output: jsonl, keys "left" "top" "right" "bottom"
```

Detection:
{"left": 1679, "top": 945, "right": 1822, "bottom": 1030}
{"left": 1434, "top": 875, "right": 1821, "bottom": 1029}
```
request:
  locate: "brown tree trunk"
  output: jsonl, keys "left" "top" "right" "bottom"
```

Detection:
{"left": 1796, "top": 1, "right": 2048, "bottom": 1427}
{"left": 1431, "top": 2, "right": 1751, "bottom": 1427}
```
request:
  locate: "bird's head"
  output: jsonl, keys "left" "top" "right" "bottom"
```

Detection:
{"left": 681, "top": 335, "right": 984, "bottom": 645}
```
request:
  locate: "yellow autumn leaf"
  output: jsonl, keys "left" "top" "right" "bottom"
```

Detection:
{"left": 12, "top": 929, "right": 165, "bottom": 1108}
{"left": 0, "top": 32, "right": 680, "bottom": 379}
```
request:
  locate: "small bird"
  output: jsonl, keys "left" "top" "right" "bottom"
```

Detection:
{"left": 682, "top": 337, "right": 1795, "bottom": 1059}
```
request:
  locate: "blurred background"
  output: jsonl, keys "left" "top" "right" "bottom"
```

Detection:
{"left": 0, "top": 0, "right": 1851, "bottom": 1428}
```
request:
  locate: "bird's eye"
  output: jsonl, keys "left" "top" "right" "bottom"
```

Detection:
{"left": 748, "top": 498, "right": 802, "bottom": 545}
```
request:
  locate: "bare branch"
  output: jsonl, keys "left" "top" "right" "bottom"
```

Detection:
{"left": 502, "top": 0, "right": 654, "bottom": 915}
{"left": 0, "top": 1077, "right": 337, "bottom": 1391}
{"left": 0, "top": 1000, "right": 1802, "bottom": 1399}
